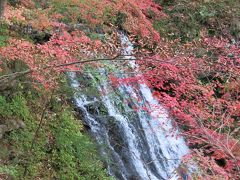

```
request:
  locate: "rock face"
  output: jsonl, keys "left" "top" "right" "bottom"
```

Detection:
{"left": 0, "top": 119, "right": 25, "bottom": 139}
{"left": 0, "top": 125, "right": 8, "bottom": 139}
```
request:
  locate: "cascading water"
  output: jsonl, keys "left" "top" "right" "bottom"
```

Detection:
{"left": 69, "top": 33, "right": 189, "bottom": 180}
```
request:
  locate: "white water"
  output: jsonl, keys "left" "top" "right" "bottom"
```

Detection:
{"left": 69, "top": 33, "right": 189, "bottom": 180}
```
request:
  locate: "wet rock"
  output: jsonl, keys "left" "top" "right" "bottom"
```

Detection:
{"left": 0, "top": 125, "right": 8, "bottom": 139}
{"left": 0, "top": 78, "right": 18, "bottom": 91}
{"left": 5, "top": 119, "right": 25, "bottom": 131}
{"left": 129, "top": 175, "right": 142, "bottom": 180}
{"left": 95, "top": 25, "right": 104, "bottom": 34}
{"left": 0, "top": 119, "right": 25, "bottom": 139}
{"left": 65, "top": 23, "right": 91, "bottom": 34}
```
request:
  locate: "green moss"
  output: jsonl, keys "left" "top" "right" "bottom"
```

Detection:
{"left": 49, "top": 0, "right": 87, "bottom": 24}
{"left": 103, "top": 7, "right": 127, "bottom": 29}
{"left": 0, "top": 22, "right": 9, "bottom": 47}
{"left": 0, "top": 88, "right": 112, "bottom": 179}
{"left": 87, "top": 32, "right": 102, "bottom": 40}
{"left": 154, "top": 0, "right": 239, "bottom": 42}
{"left": 49, "top": 110, "right": 111, "bottom": 180}
{"left": 0, "top": 94, "right": 30, "bottom": 120}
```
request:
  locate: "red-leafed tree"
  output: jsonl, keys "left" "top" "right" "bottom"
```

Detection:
{"left": 134, "top": 37, "right": 240, "bottom": 178}
{"left": 0, "top": 27, "right": 118, "bottom": 89}
{"left": 1, "top": 0, "right": 239, "bottom": 178}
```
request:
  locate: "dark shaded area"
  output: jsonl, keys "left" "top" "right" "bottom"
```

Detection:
{"left": 153, "top": 79, "right": 178, "bottom": 97}
{"left": 9, "top": 24, "right": 52, "bottom": 44}
{"left": 215, "top": 158, "right": 227, "bottom": 167}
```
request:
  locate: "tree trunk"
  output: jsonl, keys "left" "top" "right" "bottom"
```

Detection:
{"left": 0, "top": 0, "right": 6, "bottom": 19}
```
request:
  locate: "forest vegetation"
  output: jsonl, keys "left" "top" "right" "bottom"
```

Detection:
{"left": 0, "top": 0, "right": 239, "bottom": 179}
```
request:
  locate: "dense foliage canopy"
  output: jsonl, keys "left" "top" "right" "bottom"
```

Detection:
{"left": 0, "top": 0, "right": 239, "bottom": 179}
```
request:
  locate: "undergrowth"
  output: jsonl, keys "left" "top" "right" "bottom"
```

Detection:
{"left": 0, "top": 77, "right": 112, "bottom": 179}
{"left": 0, "top": 22, "right": 9, "bottom": 47}
{"left": 154, "top": 0, "right": 239, "bottom": 42}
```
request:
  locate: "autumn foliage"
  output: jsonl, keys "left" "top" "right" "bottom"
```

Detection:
{"left": 136, "top": 37, "right": 240, "bottom": 178}
{"left": 0, "top": 0, "right": 239, "bottom": 178}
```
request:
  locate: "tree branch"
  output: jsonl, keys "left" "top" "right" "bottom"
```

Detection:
{"left": 0, "top": 54, "right": 179, "bottom": 84}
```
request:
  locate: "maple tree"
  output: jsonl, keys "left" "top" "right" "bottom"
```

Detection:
{"left": 0, "top": 0, "right": 239, "bottom": 179}
{"left": 110, "top": 36, "right": 240, "bottom": 178}
{"left": 0, "top": 25, "right": 118, "bottom": 89}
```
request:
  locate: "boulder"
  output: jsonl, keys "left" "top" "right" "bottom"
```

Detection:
{"left": 0, "top": 124, "right": 7, "bottom": 139}
{"left": 0, "top": 119, "right": 25, "bottom": 139}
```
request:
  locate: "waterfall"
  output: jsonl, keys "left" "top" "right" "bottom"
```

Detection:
{"left": 68, "top": 33, "right": 189, "bottom": 180}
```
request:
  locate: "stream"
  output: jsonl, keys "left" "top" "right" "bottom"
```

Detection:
{"left": 69, "top": 32, "right": 189, "bottom": 180}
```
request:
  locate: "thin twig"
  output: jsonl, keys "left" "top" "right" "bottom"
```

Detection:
{"left": 23, "top": 90, "right": 54, "bottom": 177}
{"left": 0, "top": 55, "right": 178, "bottom": 83}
